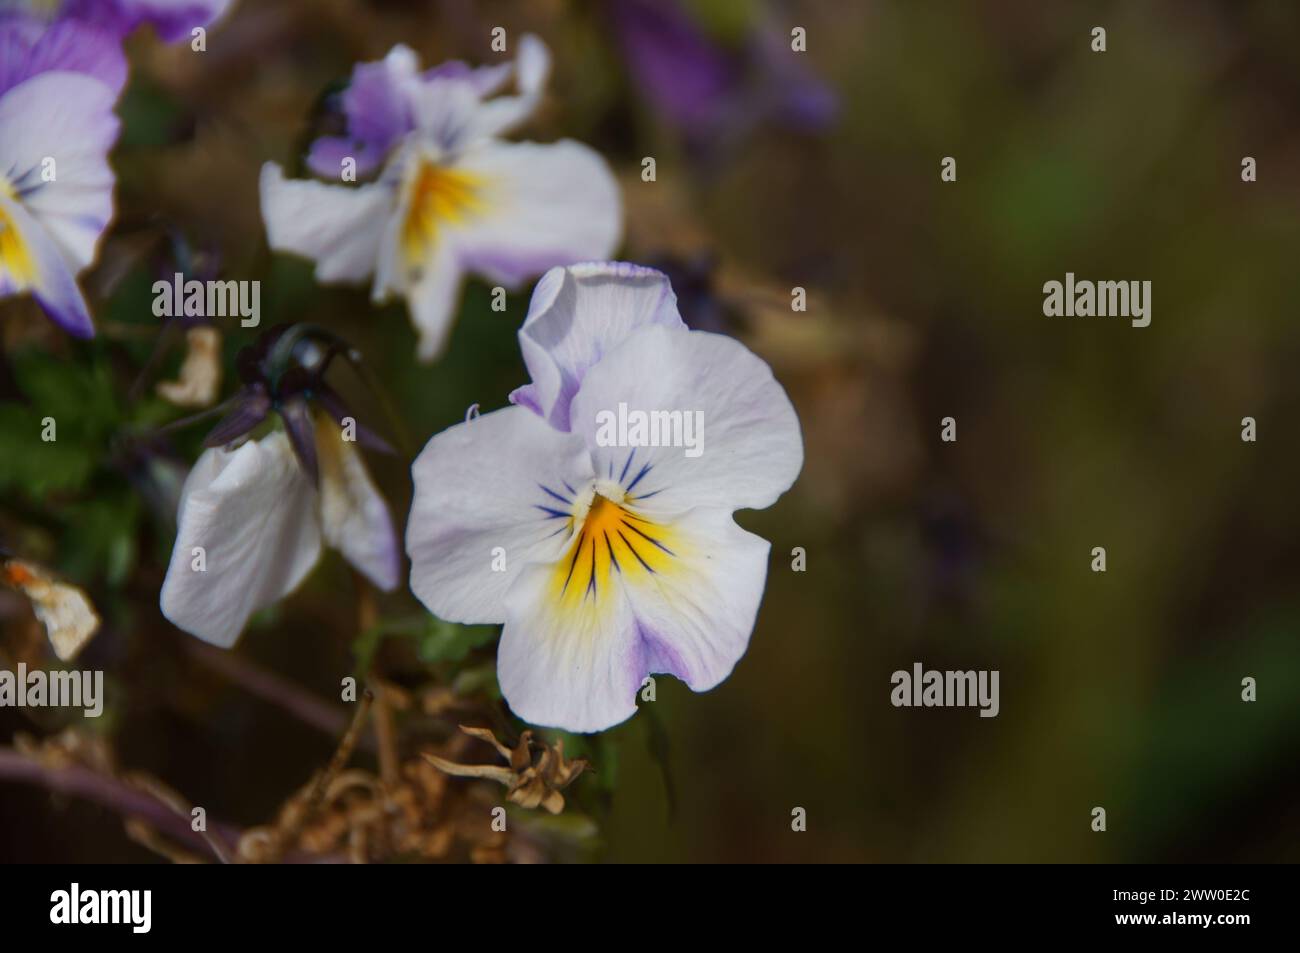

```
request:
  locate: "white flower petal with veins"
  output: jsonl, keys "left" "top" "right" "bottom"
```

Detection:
{"left": 161, "top": 432, "right": 323, "bottom": 649}
{"left": 317, "top": 418, "right": 401, "bottom": 591}
{"left": 509, "top": 262, "right": 685, "bottom": 431}
{"left": 407, "top": 405, "right": 593, "bottom": 624}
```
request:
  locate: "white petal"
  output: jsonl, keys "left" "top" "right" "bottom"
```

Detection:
{"left": 406, "top": 240, "right": 465, "bottom": 361}
{"left": 509, "top": 262, "right": 685, "bottom": 431}
{"left": 569, "top": 325, "right": 803, "bottom": 514}
{"left": 449, "top": 140, "right": 622, "bottom": 288}
{"left": 259, "top": 162, "right": 391, "bottom": 283}
{"left": 408, "top": 76, "right": 483, "bottom": 154}
{"left": 316, "top": 417, "right": 400, "bottom": 591}
{"left": 498, "top": 558, "right": 642, "bottom": 733}
{"left": 618, "top": 507, "right": 770, "bottom": 692}
{"left": 0, "top": 193, "right": 95, "bottom": 337}
{"left": 496, "top": 501, "right": 768, "bottom": 732}
{"left": 160, "top": 432, "right": 323, "bottom": 648}
{"left": 406, "top": 405, "right": 595, "bottom": 625}
{"left": 367, "top": 165, "right": 465, "bottom": 361}
{"left": 0, "top": 72, "right": 118, "bottom": 272}
{"left": 461, "top": 33, "right": 551, "bottom": 141}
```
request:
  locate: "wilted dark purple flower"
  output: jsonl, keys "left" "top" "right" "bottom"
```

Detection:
{"left": 204, "top": 324, "right": 393, "bottom": 482}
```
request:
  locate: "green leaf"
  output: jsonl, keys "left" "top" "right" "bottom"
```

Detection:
{"left": 416, "top": 618, "right": 498, "bottom": 664}
{"left": 0, "top": 404, "right": 98, "bottom": 496}
{"left": 59, "top": 494, "right": 142, "bottom": 587}
{"left": 0, "top": 348, "right": 123, "bottom": 500}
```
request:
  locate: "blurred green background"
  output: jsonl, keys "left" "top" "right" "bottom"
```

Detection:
{"left": 2, "top": 0, "right": 1299, "bottom": 862}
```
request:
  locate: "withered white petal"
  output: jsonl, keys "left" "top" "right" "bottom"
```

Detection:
{"left": 161, "top": 432, "right": 323, "bottom": 648}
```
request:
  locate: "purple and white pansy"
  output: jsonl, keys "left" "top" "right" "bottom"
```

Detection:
{"left": 406, "top": 262, "right": 803, "bottom": 733}
{"left": 0, "top": 11, "right": 121, "bottom": 337}
{"left": 259, "top": 35, "right": 622, "bottom": 361}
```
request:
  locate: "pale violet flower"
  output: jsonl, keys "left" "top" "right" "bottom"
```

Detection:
{"left": 259, "top": 36, "right": 622, "bottom": 361}
{"left": 0, "top": 13, "right": 120, "bottom": 336}
{"left": 406, "top": 263, "right": 803, "bottom": 732}
{"left": 59, "top": 0, "right": 232, "bottom": 42}
{"left": 160, "top": 326, "right": 399, "bottom": 647}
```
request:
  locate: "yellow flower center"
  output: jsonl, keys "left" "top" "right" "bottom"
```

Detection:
{"left": 401, "top": 161, "right": 483, "bottom": 266}
{"left": 552, "top": 493, "right": 677, "bottom": 607}
{"left": 0, "top": 195, "right": 36, "bottom": 291}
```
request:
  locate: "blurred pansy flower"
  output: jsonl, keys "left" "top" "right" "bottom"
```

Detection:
{"left": 58, "top": 0, "right": 231, "bottom": 42}
{"left": 0, "top": 13, "right": 120, "bottom": 336}
{"left": 160, "top": 325, "right": 399, "bottom": 647}
{"left": 608, "top": 0, "right": 838, "bottom": 156}
{"left": 407, "top": 263, "right": 803, "bottom": 732}
{"left": 0, "top": 8, "right": 127, "bottom": 93}
{"left": 260, "top": 35, "right": 622, "bottom": 361}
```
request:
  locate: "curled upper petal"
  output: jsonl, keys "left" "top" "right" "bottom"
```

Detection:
{"left": 309, "top": 34, "right": 550, "bottom": 172}
{"left": 407, "top": 405, "right": 595, "bottom": 625}
{"left": 160, "top": 432, "right": 323, "bottom": 648}
{"left": 569, "top": 324, "right": 803, "bottom": 514}
{"left": 316, "top": 416, "right": 400, "bottom": 592}
{"left": 458, "top": 33, "right": 550, "bottom": 142}
{"left": 508, "top": 262, "right": 684, "bottom": 431}
{"left": 259, "top": 162, "right": 390, "bottom": 284}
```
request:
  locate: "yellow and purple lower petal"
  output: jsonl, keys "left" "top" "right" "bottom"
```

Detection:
{"left": 0, "top": 192, "right": 94, "bottom": 337}
{"left": 498, "top": 498, "right": 768, "bottom": 733}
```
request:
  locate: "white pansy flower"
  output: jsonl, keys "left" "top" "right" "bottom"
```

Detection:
{"left": 259, "top": 36, "right": 622, "bottom": 361}
{"left": 407, "top": 263, "right": 803, "bottom": 732}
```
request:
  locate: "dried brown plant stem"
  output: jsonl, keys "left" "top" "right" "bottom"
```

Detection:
{"left": 372, "top": 683, "right": 401, "bottom": 788}
{"left": 124, "top": 771, "right": 233, "bottom": 864}
{"left": 278, "top": 688, "right": 374, "bottom": 852}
